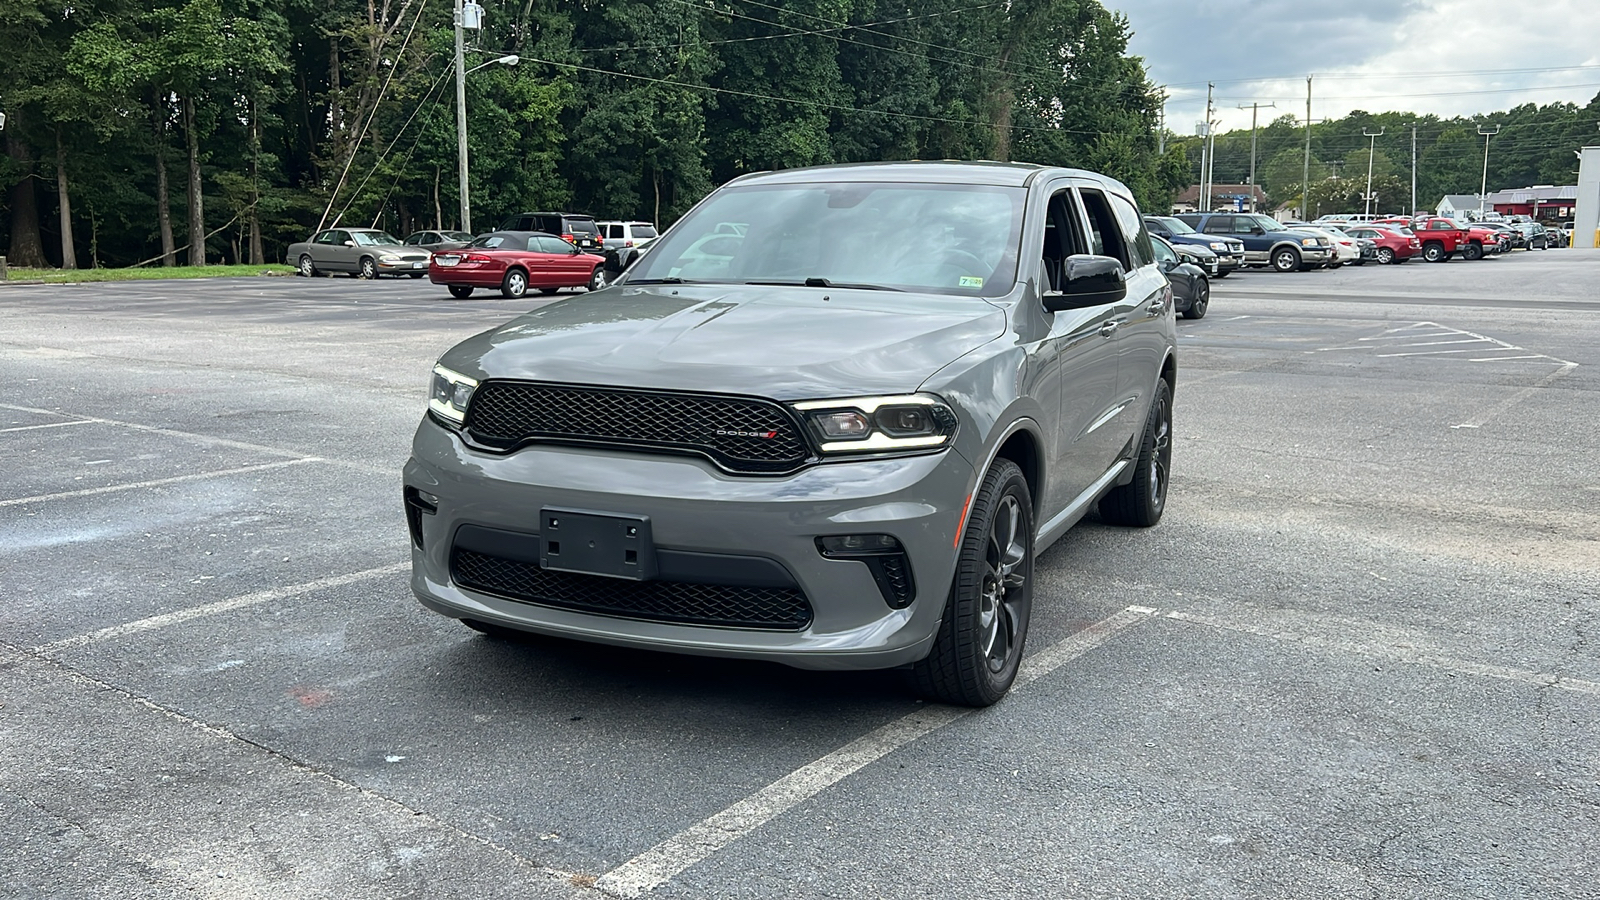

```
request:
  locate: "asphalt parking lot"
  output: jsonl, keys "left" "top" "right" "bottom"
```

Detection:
{"left": 3, "top": 253, "right": 1598, "bottom": 899}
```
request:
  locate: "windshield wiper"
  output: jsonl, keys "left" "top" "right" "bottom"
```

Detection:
{"left": 743, "top": 278, "right": 903, "bottom": 291}
{"left": 628, "top": 277, "right": 698, "bottom": 284}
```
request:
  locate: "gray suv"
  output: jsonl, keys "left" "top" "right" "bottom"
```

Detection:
{"left": 405, "top": 162, "right": 1177, "bottom": 706}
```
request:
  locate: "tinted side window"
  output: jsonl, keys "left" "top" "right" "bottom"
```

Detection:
{"left": 1144, "top": 218, "right": 1170, "bottom": 236}
{"left": 1077, "top": 189, "right": 1128, "bottom": 265}
{"left": 537, "top": 236, "right": 573, "bottom": 253}
{"left": 1109, "top": 195, "right": 1151, "bottom": 267}
{"left": 1205, "top": 216, "right": 1235, "bottom": 234}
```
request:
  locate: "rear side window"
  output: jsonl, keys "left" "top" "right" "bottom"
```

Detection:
{"left": 633, "top": 225, "right": 658, "bottom": 238}
{"left": 1077, "top": 188, "right": 1130, "bottom": 267}
{"left": 537, "top": 236, "right": 573, "bottom": 253}
{"left": 1109, "top": 194, "right": 1152, "bottom": 268}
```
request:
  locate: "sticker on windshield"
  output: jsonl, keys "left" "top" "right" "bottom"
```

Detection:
{"left": 959, "top": 276, "right": 984, "bottom": 288}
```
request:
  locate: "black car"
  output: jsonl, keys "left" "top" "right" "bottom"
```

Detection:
{"left": 1152, "top": 236, "right": 1209, "bottom": 319}
{"left": 495, "top": 212, "right": 603, "bottom": 253}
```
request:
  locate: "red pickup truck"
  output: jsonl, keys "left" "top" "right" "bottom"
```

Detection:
{"left": 1408, "top": 217, "right": 1471, "bottom": 262}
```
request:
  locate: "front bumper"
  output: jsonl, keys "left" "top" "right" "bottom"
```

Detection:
{"left": 404, "top": 418, "right": 975, "bottom": 670}
{"left": 377, "top": 258, "right": 431, "bottom": 273}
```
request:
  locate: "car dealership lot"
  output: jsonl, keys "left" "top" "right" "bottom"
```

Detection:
{"left": 3, "top": 256, "right": 1598, "bottom": 899}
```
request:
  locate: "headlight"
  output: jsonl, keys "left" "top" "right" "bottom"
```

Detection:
{"left": 792, "top": 394, "right": 957, "bottom": 455}
{"left": 429, "top": 364, "right": 478, "bottom": 426}
{"left": 1301, "top": 238, "right": 1319, "bottom": 247}
{"left": 1208, "top": 241, "right": 1227, "bottom": 251}
{"left": 378, "top": 253, "right": 400, "bottom": 262}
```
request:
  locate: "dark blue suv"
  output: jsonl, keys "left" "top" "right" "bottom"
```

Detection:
{"left": 1143, "top": 216, "right": 1245, "bottom": 277}
{"left": 1174, "top": 213, "right": 1333, "bottom": 272}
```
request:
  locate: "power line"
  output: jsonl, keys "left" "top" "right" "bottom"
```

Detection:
{"left": 1162, "top": 63, "right": 1600, "bottom": 90}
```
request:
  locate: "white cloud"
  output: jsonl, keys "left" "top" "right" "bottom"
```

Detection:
{"left": 1110, "top": 0, "right": 1600, "bottom": 133}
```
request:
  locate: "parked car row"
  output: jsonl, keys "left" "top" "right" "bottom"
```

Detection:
{"left": 286, "top": 213, "right": 655, "bottom": 298}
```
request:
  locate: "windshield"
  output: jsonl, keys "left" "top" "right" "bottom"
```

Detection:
{"left": 627, "top": 182, "right": 1025, "bottom": 297}
{"left": 351, "top": 231, "right": 402, "bottom": 246}
{"left": 1155, "top": 216, "right": 1195, "bottom": 235}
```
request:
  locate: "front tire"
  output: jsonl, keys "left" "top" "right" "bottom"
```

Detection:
{"left": 1182, "top": 278, "right": 1209, "bottom": 319}
{"left": 447, "top": 285, "right": 474, "bottom": 299}
{"left": 1271, "top": 246, "right": 1301, "bottom": 272}
{"left": 1100, "top": 378, "right": 1172, "bottom": 528}
{"left": 359, "top": 256, "right": 379, "bottom": 280}
{"left": 501, "top": 268, "right": 528, "bottom": 299}
{"left": 588, "top": 266, "right": 607, "bottom": 291}
{"left": 1463, "top": 242, "right": 1483, "bottom": 261}
{"left": 911, "top": 459, "right": 1033, "bottom": 707}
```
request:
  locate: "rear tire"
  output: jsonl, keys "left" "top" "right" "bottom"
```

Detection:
{"left": 447, "top": 285, "right": 474, "bottom": 299}
{"left": 1271, "top": 246, "right": 1301, "bottom": 272}
{"left": 1182, "top": 278, "right": 1209, "bottom": 319}
{"left": 501, "top": 268, "right": 528, "bottom": 299}
{"left": 297, "top": 254, "right": 319, "bottom": 277}
{"left": 1100, "top": 378, "right": 1172, "bottom": 528}
{"left": 1376, "top": 247, "right": 1395, "bottom": 265}
{"left": 911, "top": 459, "right": 1033, "bottom": 707}
{"left": 1423, "top": 242, "right": 1446, "bottom": 262}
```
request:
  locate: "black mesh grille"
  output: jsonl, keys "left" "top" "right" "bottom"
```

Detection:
{"left": 465, "top": 382, "right": 810, "bottom": 473}
{"left": 452, "top": 549, "right": 813, "bottom": 630}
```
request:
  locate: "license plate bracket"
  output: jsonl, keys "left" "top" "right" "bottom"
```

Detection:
{"left": 539, "top": 508, "right": 656, "bottom": 580}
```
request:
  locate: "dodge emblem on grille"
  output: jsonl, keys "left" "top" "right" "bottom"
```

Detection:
{"left": 715, "top": 428, "right": 779, "bottom": 439}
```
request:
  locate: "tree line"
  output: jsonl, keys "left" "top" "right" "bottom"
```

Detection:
{"left": 1, "top": 0, "right": 1188, "bottom": 270}
{"left": 1171, "top": 93, "right": 1600, "bottom": 218}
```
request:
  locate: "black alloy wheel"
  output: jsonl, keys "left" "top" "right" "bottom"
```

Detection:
{"left": 1376, "top": 247, "right": 1395, "bottom": 265}
{"left": 359, "top": 256, "right": 379, "bottom": 279}
{"left": 1182, "top": 278, "right": 1209, "bottom": 319}
{"left": 1271, "top": 247, "right": 1301, "bottom": 272}
{"left": 501, "top": 268, "right": 528, "bottom": 299}
{"left": 912, "top": 458, "right": 1033, "bottom": 707}
{"left": 1100, "top": 377, "right": 1173, "bottom": 528}
{"left": 447, "top": 285, "right": 474, "bottom": 299}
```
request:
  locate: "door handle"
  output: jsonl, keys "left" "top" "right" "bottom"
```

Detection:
{"left": 1149, "top": 294, "right": 1167, "bottom": 315}
{"left": 1098, "top": 320, "right": 1119, "bottom": 337}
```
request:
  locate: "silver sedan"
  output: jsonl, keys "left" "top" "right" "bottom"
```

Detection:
{"left": 288, "top": 228, "right": 433, "bottom": 279}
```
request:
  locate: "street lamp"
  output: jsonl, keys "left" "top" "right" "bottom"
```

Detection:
{"left": 1363, "top": 127, "right": 1384, "bottom": 217}
{"left": 453, "top": 1, "right": 516, "bottom": 233}
{"left": 1477, "top": 124, "right": 1500, "bottom": 220}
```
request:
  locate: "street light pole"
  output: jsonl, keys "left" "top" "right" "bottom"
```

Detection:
{"left": 1363, "top": 127, "right": 1384, "bottom": 217}
{"left": 454, "top": 0, "right": 470, "bottom": 233}
{"left": 1478, "top": 124, "right": 1500, "bottom": 220}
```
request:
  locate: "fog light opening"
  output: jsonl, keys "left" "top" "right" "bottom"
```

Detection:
{"left": 404, "top": 487, "right": 438, "bottom": 550}
{"left": 815, "top": 534, "right": 916, "bottom": 609}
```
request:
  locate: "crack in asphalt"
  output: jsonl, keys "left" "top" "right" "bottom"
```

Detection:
{"left": 1, "top": 639, "right": 607, "bottom": 897}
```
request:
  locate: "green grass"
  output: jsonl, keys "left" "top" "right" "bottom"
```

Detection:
{"left": 2, "top": 263, "right": 295, "bottom": 284}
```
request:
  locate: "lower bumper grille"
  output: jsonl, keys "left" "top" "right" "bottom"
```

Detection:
{"left": 452, "top": 549, "right": 814, "bottom": 630}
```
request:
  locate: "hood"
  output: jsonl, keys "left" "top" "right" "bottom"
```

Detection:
{"left": 443, "top": 284, "right": 1008, "bottom": 400}
{"left": 1187, "top": 231, "right": 1239, "bottom": 246}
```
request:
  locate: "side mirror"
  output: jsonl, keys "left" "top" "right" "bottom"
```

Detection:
{"left": 343, "top": 240, "right": 355, "bottom": 247}
{"left": 1044, "top": 255, "right": 1127, "bottom": 311}
{"left": 1249, "top": 225, "right": 1265, "bottom": 235}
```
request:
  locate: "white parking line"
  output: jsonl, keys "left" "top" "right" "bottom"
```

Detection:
{"left": 0, "top": 420, "right": 97, "bottom": 434}
{"left": 0, "top": 457, "right": 320, "bottom": 508}
{"left": 33, "top": 561, "right": 411, "bottom": 654}
{"left": 0, "top": 402, "right": 393, "bottom": 475}
{"left": 593, "top": 605, "right": 1158, "bottom": 898}
{"left": 1165, "top": 610, "right": 1600, "bottom": 696}
{"left": 1454, "top": 362, "right": 1580, "bottom": 429}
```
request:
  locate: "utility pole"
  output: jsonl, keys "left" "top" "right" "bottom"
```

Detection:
{"left": 1157, "top": 89, "right": 1167, "bottom": 156}
{"left": 1303, "top": 76, "right": 1313, "bottom": 219}
{"left": 1477, "top": 124, "right": 1500, "bottom": 220}
{"left": 1410, "top": 124, "right": 1417, "bottom": 215}
{"left": 1202, "top": 83, "right": 1215, "bottom": 212}
{"left": 1239, "top": 101, "right": 1277, "bottom": 210}
{"left": 454, "top": 0, "right": 471, "bottom": 233}
{"left": 1363, "top": 127, "right": 1384, "bottom": 217}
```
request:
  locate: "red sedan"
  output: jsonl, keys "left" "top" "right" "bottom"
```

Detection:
{"left": 429, "top": 231, "right": 606, "bottom": 299}
{"left": 1344, "top": 225, "right": 1421, "bottom": 265}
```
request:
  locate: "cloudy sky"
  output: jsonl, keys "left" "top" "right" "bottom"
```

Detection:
{"left": 1106, "top": 0, "right": 1600, "bottom": 134}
